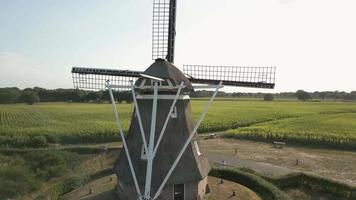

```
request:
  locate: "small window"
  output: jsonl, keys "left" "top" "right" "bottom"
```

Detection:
{"left": 171, "top": 106, "right": 177, "bottom": 118}
{"left": 174, "top": 184, "right": 184, "bottom": 200}
{"left": 194, "top": 141, "right": 202, "bottom": 156}
{"left": 141, "top": 145, "right": 148, "bottom": 160}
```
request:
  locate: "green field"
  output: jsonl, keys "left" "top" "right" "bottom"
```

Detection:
{"left": 1, "top": 100, "right": 356, "bottom": 149}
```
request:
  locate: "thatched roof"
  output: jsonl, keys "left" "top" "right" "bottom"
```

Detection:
{"left": 135, "top": 59, "right": 194, "bottom": 92}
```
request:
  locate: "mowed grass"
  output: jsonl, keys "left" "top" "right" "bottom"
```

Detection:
{"left": 1, "top": 100, "right": 356, "bottom": 148}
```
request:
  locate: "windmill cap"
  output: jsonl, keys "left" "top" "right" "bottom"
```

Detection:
{"left": 136, "top": 59, "right": 194, "bottom": 92}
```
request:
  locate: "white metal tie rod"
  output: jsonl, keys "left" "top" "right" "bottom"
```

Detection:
{"left": 153, "top": 81, "right": 184, "bottom": 156}
{"left": 153, "top": 81, "right": 223, "bottom": 200}
{"left": 130, "top": 80, "right": 148, "bottom": 153}
{"left": 144, "top": 82, "right": 159, "bottom": 198}
{"left": 107, "top": 84, "right": 142, "bottom": 198}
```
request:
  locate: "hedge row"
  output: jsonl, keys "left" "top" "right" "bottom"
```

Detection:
{"left": 266, "top": 172, "right": 356, "bottom": 199}
{"left": 0, "top": 133, "right": 121, "bottom": 148}
{"left": 209, "top": 168, "right": 292, "bottom": 200}
{"left": 224, "top": 132, "right": 356, "bottom": 151}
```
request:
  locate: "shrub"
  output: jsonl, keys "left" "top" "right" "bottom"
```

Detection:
{"left": 266, "top": 172, "right": 356, "bottom": 199}
{"left": 209, "top": 168, "right": 292, "bottom": 200}
{"left": 45, "top": 134, "right": 59, "bottom": 144}
{"left": 296, "top": 90, "right": 312, "bottom": 101}
{"left": 29, "top": 136, "right": 48, "bottom": 148}
{"left": 264, "top": 94, "right": 274, "bottom": 101}
{"left": 0, "top": 167, "right": 40, "bottom": 199}
{"left": 23, "top": 151, "right": 81, "bottom": 180}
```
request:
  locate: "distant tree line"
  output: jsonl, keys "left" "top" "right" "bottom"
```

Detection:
{"left": 0, "top": 87, "right": 133, "bottom": 104}
{"left": 0, "top": 87, "right": 355, "bottom": 104}
{"left": 190, "top": 90, "right": 356, "bottom": 101}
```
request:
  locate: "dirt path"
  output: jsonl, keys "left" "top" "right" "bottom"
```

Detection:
{"left": 206, "top": 152, "right": 293, "bottom": 176}
{"left": 200, "top": 137, "right": 356, "bottom": 185}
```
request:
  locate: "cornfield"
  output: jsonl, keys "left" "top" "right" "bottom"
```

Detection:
{"left": 1, "top": 100, "right": 356, "bottom": 149}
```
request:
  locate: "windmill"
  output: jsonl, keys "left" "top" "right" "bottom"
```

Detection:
{"left": 71, "top": 0, "right": 276, "bottom": 199}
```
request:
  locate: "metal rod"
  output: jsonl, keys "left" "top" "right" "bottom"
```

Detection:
{"left": 153, "top": 81, "right": 223, "bottom": 200}
{"left": 107, "top": 83, "right": 142, "bottom": 198}
{"left": 130, "top": 81, "right": 148, "bottom": 153}
{"left": 144, "top": 81, "right": 159, "bottom": 198}
{"left": 153, "top": 81, "right": 184, "bottom": 156}
{"left": 108, "top": 84, "right": 185, "bottom": 90}
{"left": 191, "top": 85, "right": 224, "bottom": 89}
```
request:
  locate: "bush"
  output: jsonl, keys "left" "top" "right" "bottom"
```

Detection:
{"left": 267, "top": 172, "right": 356, "bottom": 199}
{"left": 0, "top": 167, "right": 40, "bottom": 199}
{"left": 209, "top": 168, "right": 292, "bottom": 200}
{"left": 60, "top": 176, "right": 89, "bottom": 194}
{"left": 24, "top": 151, "right": 81, "bottom": 180}
{"left": 296, "top": 90, "right": 312, "bottom": 101}
{"left": 29, "top": 135, "right": 48, "bottom": 148}
{"left": 264, "top": 94, "right": 274, "bottom": 101}
{"left": 0, "top": 151, "right": 82, "bottom": 199}
{"left": 45, "top": 134, "right": 59, "bottom": 144}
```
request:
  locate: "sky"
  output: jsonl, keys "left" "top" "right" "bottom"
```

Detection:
{"left": 0, "top": 0, "right": 355, "bottom": 93}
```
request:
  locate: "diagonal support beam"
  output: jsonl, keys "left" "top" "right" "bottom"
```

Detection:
{"left": 107, "top": 83, "right": 142, "bottom": 198}
{"left": 153, "top": 81, "right": 223, "bottom": 200}
{"left": 144, "top": 82, "right": 159, "bottom": 198}
{"left": 130, "top": 80, "right": 148, "bottom": 153}
{"left": 153, "top": 81, "right": 184, "bottom": 156}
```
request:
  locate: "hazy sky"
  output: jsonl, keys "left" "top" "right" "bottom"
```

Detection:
{"left": 0, "top": 0, "right": 355, "bottom": 92}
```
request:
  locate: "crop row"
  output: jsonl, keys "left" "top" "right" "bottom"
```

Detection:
{"left": 225, "top": 113, "right": 356, "bottom": 150}
{"left": 1, "top": 101, "right": 356, "bottom": 148}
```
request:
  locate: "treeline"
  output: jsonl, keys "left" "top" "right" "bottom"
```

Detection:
{"left": 0, "top": 87, "right": 355, "bottom": 104}
{"left": 0, "top": 87, "right": 133, "bottom": 104}
{"left": 191, "top": 90, "right": 356, "bottom": 101}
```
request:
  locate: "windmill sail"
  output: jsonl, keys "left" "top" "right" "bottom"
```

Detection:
{"left": 183, "top": 65, "right": 276, "bottom": 89}
{"left": 152, "top": 0, "right": 177, "bottom": 63}
{"left": 71, "top": 67, "right": 143, "bottom": 90}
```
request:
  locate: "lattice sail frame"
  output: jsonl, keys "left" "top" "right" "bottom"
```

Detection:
{"left": 71, "top": 67, "right": 141, "bottom": 91}
{"left": 152, "top": 0, "right": 174, "bottom": 61}
{"left": 183, "top": 65, "right": 276, "bottom": 89}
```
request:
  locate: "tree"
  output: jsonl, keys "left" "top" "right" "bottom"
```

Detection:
{"left": 86, "top": 91, "right": 102, "bottom": 102}
{"left": 316, "top": 91, "right": 327, "bottom": 100}
{"left": 19, "top": 91, "right": 40, "bottom": 105}
{"left": 66, "top": 89, "right": 85, "bottom": 102}
{"left": 296, "top": 90, "right": 312, "bottom": 101}
{"left": 0, "top": 87, "right": 21, "bottom": 103}
{"left": 264, "top": 93, "right": 274, "bottom": 101}
{"left": 101, "top": 90, "right": 111, "bottom": 102}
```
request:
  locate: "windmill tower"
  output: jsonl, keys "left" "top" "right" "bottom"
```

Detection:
{"left": 71, "top": 0, "right": 276, "bottom": 200}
